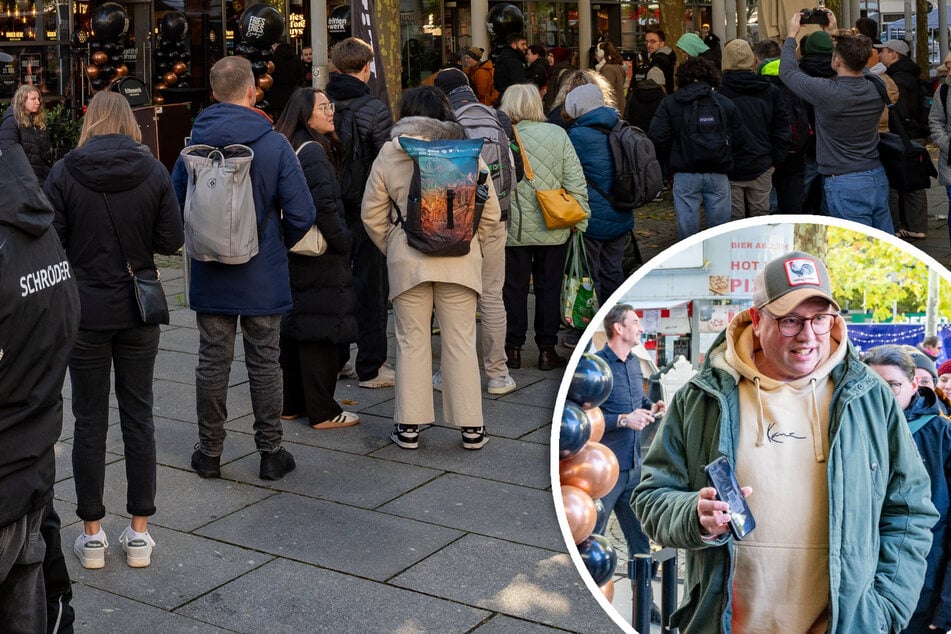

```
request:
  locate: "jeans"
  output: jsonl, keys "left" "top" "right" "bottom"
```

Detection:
{"left": 195, "top": 313, "right": 284, "bottom": 456}
{"left": 593, "top": 466, "right": 650, "bottom": 559}
{"left": 0, "top": 507, "right": 47, "bottom": 634}
{"left": 583, "top": 232, "right": 629, "bottom": 304}
{"left": 823, "top": 166, "right": 893, "bottom": 233}
{"left": 42, "top": 503, "right": 73, "bottom": 634}
{"left": 672, "top": 172, "right": 731, "bottom": 238}
{"left": 70, "top": 326, "right": 160, "bottom": 520}
{"left": 503, "top": 241, "right": 570, "bottom": 349}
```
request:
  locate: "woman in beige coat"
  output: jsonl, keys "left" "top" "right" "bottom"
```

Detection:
{"left": 362, "top": 86, "right": 501, "bottom": 450}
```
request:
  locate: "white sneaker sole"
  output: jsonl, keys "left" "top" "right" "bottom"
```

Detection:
{"left": 486, "top": 381, "right": 517, "bottom": 396}
{"left": 74, "top": 543, "right": 105, "bottom": 569}
{"left": 123, "top": 542, "right": 153, "bottom": 568}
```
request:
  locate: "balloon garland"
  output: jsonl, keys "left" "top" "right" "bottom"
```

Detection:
{"left": 235, "top": 5, "right": 284, "bottom": 112}
{"left": 152, "top": 11, "right": 191, "bottom": 105}
{"left": 559, "top": 353, "right": 619, "bottom": 601}
{"left": 85, "top": 2, "right": 129, "bottom": 92}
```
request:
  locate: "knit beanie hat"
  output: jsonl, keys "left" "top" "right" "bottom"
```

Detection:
{"left": 465, "top": 47, "right": 484, "bottom": 62}
{"left": 550, "top": 46, "right": 572, "bottom": 65}
{"left": 906, "top": 347, "right": 938, "bottom": 380}
{"left": 676, "top": 32, "right": 710, "bottom": 57}
{"left": 722, "top": 39, "right": 755, "bottom": 71}
{"left": 804, "top": 31, "right": 834, "bottom": 55}
{"left": 565, "top": 84, "right": 605, "bottom": 119}
{"left": 938, "top": 359, "right": 951, "bottom": 377}
{"left": 434, "top": 67, "right": 470, "bottom": 94}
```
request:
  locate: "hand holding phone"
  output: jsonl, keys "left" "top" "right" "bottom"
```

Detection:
{"left": 702, "top": 456, "right": 756, "bottom": 540}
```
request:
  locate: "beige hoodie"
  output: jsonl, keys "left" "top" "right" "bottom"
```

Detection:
{"left": 716, "top": 310, "right": 848, "bottom": 633}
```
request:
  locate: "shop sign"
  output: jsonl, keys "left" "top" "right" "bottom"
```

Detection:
{"left": 289, "top": 12, "right": 306, "bottom": 38}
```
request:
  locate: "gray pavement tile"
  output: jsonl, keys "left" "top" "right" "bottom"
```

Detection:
{"left": 523, "top": 425, "right": 555, "bottom": 446}
{"left": 500, "top": 377, "right": 560, "bottom": 409}
{"left": 151, "top": 416, "right": 258, "bottom": 471}
{"left": 391, "top": 534, "right": 619, "bottom": 632}
{"left": 57, "top": 463, "right": 277, "bottom": 532}
{"left": 153, "top": 349, "right": 199, "bottom": 385}
{"left": 157, "top": 325, "right": 199, "bottom": 354}
{"left": 177, "top": 557, "right": 490, "bottom": 633}
{"left": 152, "top": 379, "right": 253, "bottom": 424}
{"left": 195, "top": 492, "right": 464, "bottom": 580}
{"left": 371, "top": 427, "right": 551, "bottom": 490}
{"left": 72, "top": 585, "right": 230, "bottom": 632}
{"left": 223, "top": 441, "right": 441, "bottom": 508}
{"left": 63, "top": 516, "right": 273, "bottom": 611}
{"left": 54, "top": 439, "right": 123, "bottom": 485}
{"left": 377, "top": 472, "right": 563, "bottom": 550}
{"left": 274, "top": 412, "right": 395, "bottom": 455}
{"left": 332, "top": 379, "right": 397, "bottom": 410}
{"left": 481, "top": 398, "right": 552, "bottom": 440}
{"left": 471, "top": 614, "right": 576, "bottom": 633}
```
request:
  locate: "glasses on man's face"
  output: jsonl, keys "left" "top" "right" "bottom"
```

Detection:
{"left": 645, "top": 38, "right": 660, "bottom": 46}
{"left": 884, "top": 380, "right": 907, "bottom": 395}
{"left": 763, "top": 310, "right": 838, "bottom": 337}
{"left": 316, "top": 102, "right": 335, "bottom": 115}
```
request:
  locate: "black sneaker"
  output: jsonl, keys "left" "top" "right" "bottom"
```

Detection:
{"left": 461, "top": 426, "right": 489, "bottom": 450}
{"left": 390, "top": 424, "right": 419, "bottom": 449}
{"left": 259, "top": 447, "right": 296, "bottom": 481}
{"left": 191, "top": 445, "right": 221, "bottom": 479}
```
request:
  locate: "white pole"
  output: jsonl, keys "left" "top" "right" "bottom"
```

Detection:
{"left": 310, "top": 0, "right": 328, "bottom": 87}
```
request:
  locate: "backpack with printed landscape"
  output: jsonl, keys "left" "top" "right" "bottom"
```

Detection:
{"left": 681, "top": 95, "right": 733, "bottom": 172}
{"left": 454, "top": 101, "right": 516, "bottom": 218}
{"left": 180, "top": 143, "right": 263, "bottom": 265}
{"left": 334, "top": 94, "right": 374, "bottom": 217}
{"left": 586, "top": 120, "right": 663, "bottom": 211}
{"left": 391, "top": 137, "right": 488, "bottom": 257}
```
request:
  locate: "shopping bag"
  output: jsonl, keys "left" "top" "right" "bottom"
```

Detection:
{"left": 560, "top": 232, "right": 599, "bottom": 329}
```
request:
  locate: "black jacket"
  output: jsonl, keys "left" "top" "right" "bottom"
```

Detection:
{"left": 886, "top": 55, "right": 929, "bottom": 138}
{"left": 269, "top": 42, "right": 305, "bottom": 117}
{"left": 544, "top": 60, "right": 575, "bottom": 112}
{"left": 718, "top": 71, "right": 791, "bottom": 180}
{"left": 624, "top": 79, "right": 666, "bottom": 132}
{"left": 527, "top": 58, "right": 548, "bottom": 89}
{"left": 44, "top": 134, "right": 183, "bottom": 330}
{"left": 285, "top": 132, "right": 357, "bottom": 344}
{"left": 0, "top": 108, "right": 52, "bottom": 184}
{"left": 0, "top": 144, "right": 80, "bottom": 528}
{"left": 493, "top": 46, "right": 528, "bottom": 99}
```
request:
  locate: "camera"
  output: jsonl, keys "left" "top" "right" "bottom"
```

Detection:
{"left": 799, "top": 8, "right": 830, "bottom": 25}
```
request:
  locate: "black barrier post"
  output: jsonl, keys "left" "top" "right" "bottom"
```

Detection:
{"left": 631, "top": 548, "right": 679, "bottom": 633}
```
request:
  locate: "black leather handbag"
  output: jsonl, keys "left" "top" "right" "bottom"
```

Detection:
{"left": 102, "top": 193, "right": 170, "bottom": 325}
{"left": 867, "top": 75, "right": 937, "bottom": 191}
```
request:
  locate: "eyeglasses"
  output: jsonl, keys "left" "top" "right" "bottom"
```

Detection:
{"left": 762, "top": 310, "right": 838, "bottom": 337}
{"left": 884, "top": 380, "right": 906, "bottom": 395}
{"left": 316, "top": 102, "right": 335, "bottom": 114}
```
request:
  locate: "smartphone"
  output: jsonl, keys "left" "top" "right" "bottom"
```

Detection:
{"left": 704, "top": 456, "right": 756, "bottom": 540}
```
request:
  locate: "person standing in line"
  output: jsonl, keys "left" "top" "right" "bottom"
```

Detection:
{"left": 0, "top": 84, "right": 52, "bottom": 184}
{"left": 45, "top": 91, "right": 184, "bottom": 569}
{"left": 525, "top": 44, "right": 549, "bottom": 95}
{"left": 493, "top": 32, "right": 529, "bottom": 103}
{"left": 929, "top": 52, "right": 951, "bottom": 248}
{"left": 643, "top": 28, "right": 675, "bottom": 95}
{"left": 462, "top": 47, "right": 498, "bottom": 106}
{"left": 594, "top": 40, "right": 627, "bottom": 108}
{"left": 543, "top": 46, "right": 576, "bottom": 113}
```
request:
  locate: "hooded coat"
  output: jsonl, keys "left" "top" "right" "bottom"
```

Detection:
{"left": 928, "top": 77, "right": 951, "bottom": 186}
{"left": 171, "top": 103, "right": 315, "bottom": 315}
{"left": 886, "top": 55, "right": 929, "bottom": 139}
{"left": 46, "top": 134, "right": 184, "bottom": 330}
{"left": 0, "top": 144, "right": 79, "bottom": 529}
{"left": 493, "top": 46, "right": 528, "bottom": 99}
{"left": 718, "top": 71, "right": 791, "bottom": 180}
{"left": 0, "top": 108, "right": 52, "bottom": 184}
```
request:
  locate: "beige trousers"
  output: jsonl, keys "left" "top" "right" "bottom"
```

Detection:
{"left": 478, "top": 220, "right": 508, "bottom": 381}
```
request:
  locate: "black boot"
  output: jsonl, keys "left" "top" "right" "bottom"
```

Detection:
{"left": 538, "top": 347, "right": 567, "bottom": 371}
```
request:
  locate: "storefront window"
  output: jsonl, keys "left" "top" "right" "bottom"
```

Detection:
{"left": 523, "top": 2, "right": 578, "bottom": 49}
{"left": 400, "top": 0, "right": 443, "bottom": 86}
{"left": 0, "top": 0, "right": 68, "bottom": 98}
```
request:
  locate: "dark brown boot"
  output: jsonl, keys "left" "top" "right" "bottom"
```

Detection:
{"left": 505, "top": 346, "right": 521, "bottom": 369}
{"left": 538, "top": 347, "right": 567, "bottom": 371}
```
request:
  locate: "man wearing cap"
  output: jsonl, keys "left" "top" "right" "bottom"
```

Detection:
{"left": 779, "top": 11, "right": 894, "bottom": 232}
{"left": 634, "top": 250, "right": 937, "bottom": 633}
{"left": 462, "top": 47, "right": 498, "bottom": 106}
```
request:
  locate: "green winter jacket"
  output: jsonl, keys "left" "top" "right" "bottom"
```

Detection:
{"left": 633, "top": 328, "right": 937, "bottom": 634}
{"left": 508, "top": 120, "right": 589, "bottom": 247}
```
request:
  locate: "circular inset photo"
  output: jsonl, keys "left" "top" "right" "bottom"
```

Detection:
{"left": 552, "top": 217, "right": 951, "bottom": 633}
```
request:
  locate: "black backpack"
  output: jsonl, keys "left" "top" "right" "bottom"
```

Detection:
{"left": 586, "top": 120, "right": 663, "bottom": 211}
{"left": 334, "top": 94, "right": 374, "bottom": 217}
{"left": 682, "top": 95, "right": 732, "bottom": 172}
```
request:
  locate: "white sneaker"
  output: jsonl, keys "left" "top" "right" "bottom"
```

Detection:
{"left": 487, "top": 375, "right": 517, "bottom": 395}
{"left": 337, "top": 359, "right": 358, "bottom": 380}
{"left": 432, "top": 368, "right": 443, "bottom": 391}
{"left": 119, "top": 527, "right": 156, "bottom": 568}
{"left": 73, "top": 530, "right": 108, "bottom": 569}
{"left": 359, "top": 361, "right": 396, "bottom": 388}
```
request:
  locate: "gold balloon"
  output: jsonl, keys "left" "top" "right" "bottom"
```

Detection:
{"left": 587, "top": 406, "right": 605, "bottom": 443}
{"left": 256, "top": 73, "right": 273, "bottom": 90}
{"left": 91, "top": 50, "right": 108, "bottom": 65}
{"left": 600, "top": 578, "right": 615, "bottom": 602}
{"left": 173, "top": 61, "right": 187, "bottom": 75}
{"left": 163, "top": 72, "right": 178, "bottom": 86}
{"left": 115, "top": 64, "right": 128, "bottom": 78}
{"left": 558, "top": 441, "right": 619, "bottom": 499}
{"left": 86, "top": 64, "right": 100, "bottom": 78}
{"left": 561, "top": 485, "right": 597, "bottom": 545}
{"left": 254, "top": 87, "right": 264, "bottom": 103}
{"left": 154, "top": 82, "right": 168, "bottom": 91}
{"left": 152, "top": 95, "right": 165, "bottom": 105}
{"left": 266, "top": 61, "right": 275, "bottom": 74}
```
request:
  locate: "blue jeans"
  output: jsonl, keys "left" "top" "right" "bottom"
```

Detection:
{"left": 823, "top": 167, "right": 893, "bottom": 233}
{"left": 593, "top": 466, "right": 650, "bottom": 559}
{"left": 672, "top": 172, "right": 731, "bottom": 238}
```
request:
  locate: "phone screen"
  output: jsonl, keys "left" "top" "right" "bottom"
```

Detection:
{"left": 704, "top": 456, "right": 756, "bottom": 540}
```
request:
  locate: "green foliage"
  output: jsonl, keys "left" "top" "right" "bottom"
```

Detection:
{"left": 45, "top": 103, "right": 83, "bottom": 151}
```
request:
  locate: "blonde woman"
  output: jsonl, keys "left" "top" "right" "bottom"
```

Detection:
{"left": 44, "top": 91, "right": 183, "bottom": 569}
{"left": 0, "top": 84, "right": 52, "bottom": 183}
{"left": 546, "top": 69, "right": 617, "bottom": 129}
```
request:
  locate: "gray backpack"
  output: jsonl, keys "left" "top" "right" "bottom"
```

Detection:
{"left": 180, "top": 144, "right": 258, "bottom": 264}
{"left": 454, "top": 102, "right": 515, "bottom": 218}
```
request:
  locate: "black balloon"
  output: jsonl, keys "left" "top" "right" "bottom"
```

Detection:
{"left": 181, "top": 51, "right": 191, "bottom": 63}
{"left": 160, "top": 11, "right": 188, "bottom": 42}
{"left": 110, "top": 54, "right": 122, "bottom": 64}
{"left": 593, "top": 498, "right": 607, "bottom": 530}
{"left": 487, "top": 3, "right": 524, "bottom": 39}
{"left": 158, "top": 62, "right": 171, "bottom": 72}
{"left": 578, "top": 534, "right": 617, "bottom": 586}
{"left": 259, "top": 48, "right": 272, "bottom": 61}
{"left": 91, "top": 3, "right": 129, "bottom": 42}
{"left": 250, "top": 60, "right": 268, "bottom": 76}
{"left": 559, "top": 401, "right": 591, "bottom": 460}
{"left": 238, "top": 5, "right": 284, "bottom": 48}
{"left": 91, "top": 76, "right": 108, "bottom": 90}
{"left": 233, "top": 42, "right": 251, "bottom": 57}
{"left": 100, "top": 64, "right": 116, "bottom": 77}
{"left": 567, "top": 353, "right": 614, "bottom": 410}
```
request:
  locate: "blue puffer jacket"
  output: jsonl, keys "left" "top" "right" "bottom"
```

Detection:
{"left": 172, "top": 104, "right": 316, "bottom": 315}
{"left": 567, "top": 106, "right": 632, "bottom": 241}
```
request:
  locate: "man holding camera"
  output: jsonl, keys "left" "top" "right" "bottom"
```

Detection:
{"left": 633, "top": 250, "right": 936, "bottom": 633}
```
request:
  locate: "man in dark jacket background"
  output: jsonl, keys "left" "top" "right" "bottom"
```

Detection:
{"left": 718, "top": 38, "right": 790, "bottom": 219}
{"left": 326, "top": 37, "right": 395, "bottom": 389}
{"left": 0, "top": 143, "right": 80, "bottom": 632}
{"left": 172, "top": 56, "right": 315, "bottom": 482}
{"left": 493, "top": 33, "right": 528, "bottom": 103}
{"left": 643, "top": 28, "right": 676, "bottom": 94}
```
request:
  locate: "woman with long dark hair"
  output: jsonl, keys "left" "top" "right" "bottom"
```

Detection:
{"left": 273, "top": 88, "right": 358, "bottom": 429}
{"left": 44, "top": 91, "right": 183, "bottom": 569}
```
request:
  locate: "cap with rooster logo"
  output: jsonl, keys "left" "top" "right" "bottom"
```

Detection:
{"left": 752, "top": 251, "right": 839, "bottom": 315}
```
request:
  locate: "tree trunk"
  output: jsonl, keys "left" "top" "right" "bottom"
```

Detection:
{"left": 374, "top": 0, "right": 402, "bottom": 115}
{"left": 794, "top": 224, "right": 828, "bottom": 261}
{"left": 657, "top": 0, "right": 685, "bottom": 63}
{"left": 824, "top": 0, "right": 841, "bottom": 23}
{"left": 917, "top": 0, "right": 930, "bottom": 77}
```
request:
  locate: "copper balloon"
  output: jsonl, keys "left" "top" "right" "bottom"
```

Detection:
{"left": 152, "top": 95, "right": 165, "bottom": 105}
{"left": 558, "top": 441, "right": 619, "bottom": 499}
{"left": 254, "top": 87, "right": 264, "bottom": 103}
{"left": 586, "top": 406, "right": 605, "bottom": 443}
{"left": 600, "top": 578, "right": 615, "bottom": 602}
{"left": 91, "top": 50, "right": 108, "bottom": 65}
{"left": 256, "top": 73, "right": 273, "bottom": 90}
{"left": 163, "top": 71, "right": 178, "bottom": 86}
{"left": 115, "top": 64, "right": 128, "bottom": 78}
{"left": 266, "top": 60, "right": 275, "bottom": 74}
{"left": 173, "top": 61, "right": 186, "bottom": 75}
{"left": 86, "top": 64, "right": 100, "bottom": 78}
{"left": 561, "top": 485, "right": 597, "bottom": 545}
{"left": 154, "top": 82, "right": 168, "bottom": 91}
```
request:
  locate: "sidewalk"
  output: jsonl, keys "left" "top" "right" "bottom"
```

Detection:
{"left": 55, "top": 263, "right": 622, "bottom": 633}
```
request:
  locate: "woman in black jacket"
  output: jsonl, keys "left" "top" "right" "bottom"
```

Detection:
{"left": 274, "top": 88, "right": 359, "bottom": 429}
{"left": 44, "top": 91, "right": 183, "bottom": 571}
{"left": 0, "top": 84, "right": 52, "bottom": 184}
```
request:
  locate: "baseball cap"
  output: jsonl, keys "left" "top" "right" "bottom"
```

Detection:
{"left": 752, "top": 251, "right": 840, "bottom": 315}
{"left": 0, "top": 51, "right": 12, "bottom": 63}
{"left": 875, "top": 39, "right": 910, "bottom": 56}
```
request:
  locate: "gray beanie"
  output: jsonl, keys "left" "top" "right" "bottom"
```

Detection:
{"left": 565, "top": 84, "right": 605, "bottom": 119}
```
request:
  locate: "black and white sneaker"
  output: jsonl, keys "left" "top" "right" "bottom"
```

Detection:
{"left": 461, "top": 426, "right": 489, "bottom": 450}
{"left": 391, "top": 424, "right": 420, "bottom": 449}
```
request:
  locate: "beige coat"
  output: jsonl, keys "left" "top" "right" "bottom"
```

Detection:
{"left": 362, "top": 116, "right": 502, "bottom": 301}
